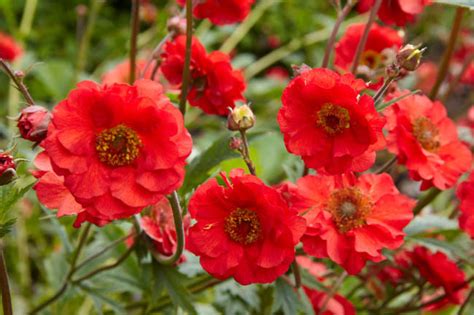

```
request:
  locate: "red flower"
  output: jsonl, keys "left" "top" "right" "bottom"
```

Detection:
{"left": 335, "top": 23, "right": 403, "bottom": 78}
{"left": 0, "top": 32, "right": 22, "bottom": 62}
{"left": 0, "top": 152, "right": 16, "bottom": 186}
{"left": 102, "top": 59, "right": 158, "bottom": 84}
{"left": 139, "top": 198, "right": 190, "bottom": 262}
{"left": 17, "top": 105, "right": 52, "bottom": 144}
{"left": 384, "top": 91, "right": 472, "bottom": 190}
{"left": 39, "top": 79, "right": 192, "bottom": 227}
{"left": 456, "top": 172, "right": 474, "bottom": 239}
{"left": 176, "top": 0, "right": 255, "bottom": 25}
{"left": 278, "top": 68, "right": 386, "bottom": 174}
{"left": 357, "top": 0, "right": 431, "bottom": 26}
{"left": 304, "top": 287, "right": 355, "bottom": 315}
{"left": 161, "top": 35, "right": 246, "bottom": 116}
{"left": 294, "top": 173, "right": 414, "bottom": 274}
{"left": 408, "top": 246, "right": 468, "bottom": 306}
{"left": 186, "top": 169, "right": 306, "bottom": 285}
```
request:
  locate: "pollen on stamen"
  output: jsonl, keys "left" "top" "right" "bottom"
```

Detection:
{"left": 96, "top": 124, "right": 142, "bottom": 167}
{"left": 224, "top": 208, "right": 261, "bottom": 245}
{"left": 317, "top": 103, "right": 351, "bottom": 136}
{"left": 412, "top": 117, "right": 440, "bottom": 152}
{"left": 327, "top": 188, "right": 372, "bottom": 233}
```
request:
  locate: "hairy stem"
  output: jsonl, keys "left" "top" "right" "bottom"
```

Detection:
{"left": 0, "top": 59, "right": 35, "bottom": 106}
{"left": 350, "top": 0, "right": 382, "bottom": 74}
{"left": 429, "top": 7, "right": 466, "bottom": 100}
{"left": 178, "top": 0, "right": 193, "bottom": 116}
{"left": 321, "top": 0, "right": 357, "bottom": 68}
{"left": 239, "top": 130, "right": 256, "bottom": 175}
{"left": 0, "top": 247, "right": 13, "bottom": 315}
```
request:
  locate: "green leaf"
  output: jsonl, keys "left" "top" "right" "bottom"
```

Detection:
{"left": 434, "top": 0, "right": 474, "bottom": 9}
{"left": 32, "top": 60, "right": 75, "bottom": 100}
{"left": 404, "top": 214, "right": 458, "bottom": 236}
{"left": 153, "top": 265, "right": 197, "bottom": 315}
{"left": 79, "top": 284, "right": 127, "bottom": 314}
{"left": 272, "top": 278, "right": 300, "bottom": 315}
{"left": 0, "top": 218, "right": 16, "bottom": 238}
{"left": 376, "top": 90, "right": 420, "bottom": 112}
{"left": 0, "top": 182, "right": 33, "bottom": 238}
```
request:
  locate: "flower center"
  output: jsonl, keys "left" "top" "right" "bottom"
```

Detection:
{"left": 96, "top": 124, "right": 142, "bottom": 167}
{"left": 327, "top": 188, "right": 372, "bottom": 233}
{"left": 224, "top": 208, "right": 261, "bottom": 245}
{"left": 317, "top": 104, "right": 351, "bottom": 135}
{"left": 360, "top": 50, "right": 384, "bottom": 69}
{"left": 412, "top": 117, "right": 440, "bottom": 152}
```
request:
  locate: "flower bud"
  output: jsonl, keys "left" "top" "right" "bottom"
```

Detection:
{"left": 291, "top": 63, "right": 312, "bottom": 77}
{"left": 229, "top": 137, "right": 243, "bottom": 151}
{"left": 396, "top": 44, "right": 424, "bottom": 72}
{"left": 17, "top": 105, "right": 52, "bottom": 144}
{"left": 167, "top": 16, "right": 187, "bottom": 36}
{"left": 0, "top": 153, "right": 16, "bottom": 186}
{"left": 227, "top": 105, "right": 256, "bottom": 131}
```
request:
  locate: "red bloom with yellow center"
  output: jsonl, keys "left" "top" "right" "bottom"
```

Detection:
{"left": 0, "top": 31, "right": 23, "bottom": 62}
{"left": 357, "top": 0, "right": 431, "bottom": 26}
{"left": 186, "top": 169, "right": 306, "bottom": 285}
{"left": 176, "top": 0, "right": 255, "bottom": 25}
{"left": 335, "top": 23, "right": 403, "bottom": 82}
{"left": 293, "top": 173, "right": 414, "bottom": 274}
{"left": 161, "top": 35, "right": 246, "bottom": 116}
{"left": 384, "top": 91, "right": 472, "bottom": 190}
{"left": 278, "top": 68, "right": 386, "bottom": 174}
{"left": 456, "top": 172, "right": 474, "bottom": 239}
{"left": 39, "top": 79, "right": 192, "bottom": 227}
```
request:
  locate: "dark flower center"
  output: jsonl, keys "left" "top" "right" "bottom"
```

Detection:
{"left": 317, "top": 104, "right": 351, "bottom": 135}
{"left": 360, "top": 50, "right": 384, "bottom": 69}
{"left": 412, "top": 117, "right": 440, "bottom": 152}
{"left": 327, "top": 188, "right": 372, "bottom": 233}
{"left": 224, "top": 208, "right": 261, "bottom": 245}
{"left": 96, "top": 124, "right": 142, "bottom": 167}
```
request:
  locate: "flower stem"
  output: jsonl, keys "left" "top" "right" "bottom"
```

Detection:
{"left": 375, "top": 156, "right": 397, "bottom": 174}
{"left": 413, "top": 188, "right": 441, "bottom": 215}
{"left": 291, "top": 259, "right": 302, "bottom": 288}
{"left": 321, "top": 0, "right": 357, "bottom": 68}
{"left": 19, "top": 0, "right": 38, "bottom": 38}
{"left": 458, "top": 288, "right": 474, "bottom": 315}
{"left": 29, "top": 223, "right": 92, "bottom": 314}
{"left": 148, "top": 191, "right": 185, "bottom": 265}
{"left": 129, "top": 0, "right": 140, "bottom": 84}
{"left": 0, "top": 59, "right": 35, "bottom": 106}
{"left": 429, "top": 7, "right": 466, "bottom": 100}
{"left": 178, "top": 0, "right": 194, "bottom": 116}
{"left": 350, "top": 0, "right": 382, "bottom": 74}
{"left": 0, "top": 247, "right": 13, "bottom": 315}
{"left": 373, "top": 76, "right": 394, "bottom": 105}
{"left": 239, "top": 130, "right": 256, "bottom": 175}
{"left": 319, "top": 271, "right": 347, "bottom": 314}
{"left": 441, "top": 52, "right": 474, "bottom": 103}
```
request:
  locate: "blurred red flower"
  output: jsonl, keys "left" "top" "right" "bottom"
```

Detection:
{"left": 415, "top": 61, "right": 438, "bottom": 95}
{"left": 39, "top": 79, "right": 192, "bottom": 227}
{"left": 294, "top": 173, "right": 414, "bottom": 274}
{"left": 456, "top": 172, "right": 474, "bottom": 239}
{"left": 385, "top": 91, "right": 472, "bottom": 190}
{"left": 357, "top": 0, "right": 431, "bottom": 26}
{"left": 161, "top": 35, "right": 246, "bottom": 116}
{"left": 335, "top": 23, "right": 403, "bottom": 82}
{"left": 186, "top": 169, "right": 306, "bottom": 285}
{"left": 102, "top": 59, "right": 158, "bottom": 84}
{"left": 278, "top": 68, "right": 386, "bottom": 174}
{"left": 304, "top": 287, "right": 356, "bottom": 315}
{"left": 0, "top": 31, "right": 22, "bottom": 61}
{"left": 177, "top": 0, "right": 255, "bottom": 25}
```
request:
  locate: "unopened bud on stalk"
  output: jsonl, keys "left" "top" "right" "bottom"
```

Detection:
{"left": 396, "top": 44, "right": 425, "bottom": 72}
{"left": 291, "top": 63, "right": 312, "bottom": 77}
{"left": 227, "top": 105, "right": 256, "bottom": 131}
{"left": 17, "top": 105, "right": 52, "bottom": 144}
{"left": 229, "top": 137, "right": 243, "bottom": 151}
{"left": 0, "top": 153, "right": 16, "bottom": 186}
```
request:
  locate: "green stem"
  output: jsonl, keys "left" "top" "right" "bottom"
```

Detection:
{"left": 19, "top": 0, "right": 38, "bottom": 38}
{"left": 239, "top": 130, "right": 256, "bottom": 175}
{"left": 350, "top": 0, "right": 382, "bottom": 74}
{"left": 0, "top": 247, "right": 13, "bottom": 315}
{"left": 429, "top": 7, "right": 466, "bottom": 100}
{"left": 219, "top": 0, "right": 275, "bottom": 54}
{"left": 375, "top": 156, "right": 397, "bottom": 174}
{"left": 458, "top": 288, "right": 474, "bottom": 315}
{"left": 178, "top": 0, "right": 193, "bottom": 116}
{"left": 321, "top": 0, "right": 357, "bottom": 68}
{"left": 148, "top": 192, "right": 185, "bottom": 265}
{"left": 318, "top": 271, "right": 347, "bottom": 315}
{"left": 75, "top": 0, "right": 103, "bottom": 82}
{"left": 373, "top": 76, "right": 394, "bottom": 105}
{"left": 0, "top": 59, "right": 35, "bottom": 106}
{"left": 129, "top": 0, "right": 140, "bottom": 84}
{"left": 413, "top": 188, "right": 442, "bottom": 215}
{"left": 291, "top": 260, "right": 302, "bottom": 289}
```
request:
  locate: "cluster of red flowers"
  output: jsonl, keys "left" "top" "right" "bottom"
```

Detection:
{"left": 160, "top": 35, "right": 246, "bottom": 116}
{"left": 177, "top": 0, "right": 255, "bottom": 25}
{"left": 357, "top": 0, "right": 431, "bottom": 26}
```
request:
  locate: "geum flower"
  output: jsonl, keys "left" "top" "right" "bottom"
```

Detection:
{"left": 37, "top": 79, "right": 192, "bottom": 227}
{"left": 186, "top": 169, "right": 306, "bottom": 285}
{"left": 456, "top": 172, "right": 474, "bottom": 239}
{"left": 176, "top": 0, "right": 255, "bottom": 25}
{"left": 161, "top": 35, "right": 246, "bottom": 116}
{"left": 278, "top": 67, "right": 385, "bottom": 175}
{"left": 357, "top": 0, "right": 431, "bottom": 26}
{"left": 384, "top": 91, "right": 472, "bottom": 190}
{"left": 290, "top": 173, "right": 414, "bottom": 274}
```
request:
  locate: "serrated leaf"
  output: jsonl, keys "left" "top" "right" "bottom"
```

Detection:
{"left": 434, "top": 0, "right": 474, "bottom": 9}
{"left": 153, "top": 265, "right": 197, "bottom": 315}
{"left": 272, "top": 278, "right": 300, "bottom": 315}
{"left": 0, "top": 182, "right": 33, "bottom": 238}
